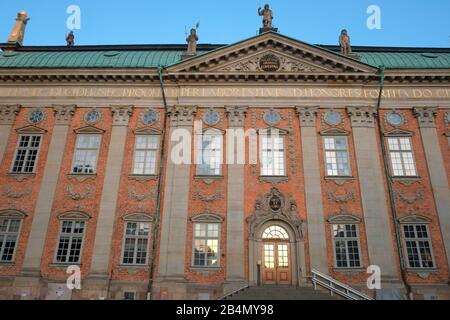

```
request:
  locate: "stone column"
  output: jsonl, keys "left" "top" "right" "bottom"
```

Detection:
{"left": 346, "top": 106, "right": 398, "bottom": 280}
{"left": 90, "top": 106, "right": 133, "bottom": 276}
{"left": 414, "top": 107, "right": 450, "bottom": 269}
{"left": 224, "top": 106, "right": 247, "bottom": 288}
{"left": 296, "top": 106, "right": 328, "bottom": 273}
{"left": 0, "top": 105, "right": 20, "bottom": 165}
{"left": 22, "top": 105, "right": 76, "bottom": 274}
{"left": 157, "top": 106, "right": 197, "bottom": 281}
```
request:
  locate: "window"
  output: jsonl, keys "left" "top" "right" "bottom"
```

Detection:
{"left": 196, "top": 131, "right": 222, "bottom": 176}
{"left": 11, "top": 135, "right": 42, "bottom": 173}
{"left": 193, "top": 223, "right": 220, "bottom": 267}
{"left": 132, "top": 135, "right": 159, "bottom": 175}
{"left": 72, "top": 135, "right": 101, "bottom": 174}
{"left": 122, "top": 222, "right": 150, "bottom": 265}
{"left": 387, "top": 137, "right": 417, "bottom": 176}
{"left": 403, "top": 224, "right": 434, "bottom": 269}
{"left": 324, "top": 136, "right": 350, "bottom": 176}
{"left": 333, "top": 224, "right": 361, "bottom": 268}
{"left": 55, "top": 220, "right": 85, "bottom": 264}
{"left": 123, "top": 291, "right": 136, "bottom": 300}
{"left": 260, "top": 134, "right": 285, "bottom": 176}
{"left": 0, "top": 218, "right": 21, "bottom": 262}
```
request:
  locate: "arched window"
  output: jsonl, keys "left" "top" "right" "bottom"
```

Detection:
{"left": 262, "top": 225, "right": 289, "bottom": 240}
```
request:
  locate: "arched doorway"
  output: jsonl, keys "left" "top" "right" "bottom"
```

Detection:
{"left": 262, "top": 225, "right": 291, "bottom": 285}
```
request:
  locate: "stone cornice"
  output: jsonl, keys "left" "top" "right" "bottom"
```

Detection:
{"left": 296, "top": 106, "right": 319, "bottom": 127}
{"left": 225, "top": 106, "right": 248, "bottom": 127}
{"left": 0, "top": 104, "right": 21, "bottom": 125}
{"left": 346, "top": 106, "right": 377, "bottom": 128}
{"left": 413, "top": 106, "right": 438, "bottom": 128}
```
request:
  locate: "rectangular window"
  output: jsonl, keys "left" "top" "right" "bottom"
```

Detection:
{"left": 193, "top": 223, "right": 220, "bottom": 267}
{"left": 196, "top": 133, "right": 222, "bottom": 176}
{"left": 55, "top": 220, "right": 85, "bottom": 264}
{"left": 403, "top": 224, "right": 435, "bottom": 269}
{"left": 387, "top": 137, "right": 417, "bottom": 176}
{"left": 0, "top": 218, "right": 21, "bottom": 262}
{"left": 132, "top": 135, "right": 159, "bottom": 175}
{"left": 72, "top": 135, "right": 101, "bottom": 174}
{"left": 260, "top": 135, "right": 285, "bottom": 176}
{"left": 123, "top": 291, "right": 136, "bottom": 300}
{"left": 333, "top": 224, "right": 361, "bottom": 268}
{"left": 324, "top": 136, "right": 350, "bottom": 176}
{"left": 11, "top": 135, "right": 42, "bottom": 173}
{"left": 122, "top": 222, "right": 150, "bottom": 265}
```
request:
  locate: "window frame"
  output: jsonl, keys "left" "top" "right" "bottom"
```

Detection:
{"left": 0, "top": 211, "right": 26, "bottom": 263}
{"left": 121, "top": 221, "right": 151, "bottom": 266}
{"left": 323, "top": 136, "right": 351, "bottom": 177}
{"left": 54, "top": 213, "right": 89, "bottom": 265}
{"left": 10, "top": 134, "right": 43, "bottom": 174}
{"left": 71, "top": 134, "right": 102, "bottom": 175}
{"left": 401, "top": 223, "right": 436, "bottom": 270}
{"left": 386, "top": 136, "right": 418, "bottom": 177}
{"left": 259, "top": 130, "right": 286, "bottom": 177}
{"left": 196, "top": 129, "right": 223, "bottom": 176}
{"left": 131, "top": 134, "right": 160, "bottom": 176}
{"left": 191, "top": 214, "right": 223, "bottom": 269}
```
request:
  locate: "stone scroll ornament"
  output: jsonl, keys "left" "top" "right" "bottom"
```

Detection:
{"left": 127, "top": 187, "right": 156, "bottom": 202}
{"left": 327, "top": 189, "right": 355, "bottom": 204}
{"left": 395, "top": 189, "right": 424, "bottom": 205}
{"left": 2, "top": 185, "right": 32, "bottom": 199}
{"left": 65, "top": 185, "right": 93, "bottom": 201}
{"left": 192, "top": 188, "right": 223, "bottom": 202}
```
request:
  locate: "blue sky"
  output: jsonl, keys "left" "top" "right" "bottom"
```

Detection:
{"left": 1, "top": 0, "right": 449, "bottom": 47}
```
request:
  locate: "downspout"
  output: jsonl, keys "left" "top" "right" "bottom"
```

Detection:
{"left": 374, "top": 65, "right": 412, "bottom": 300}
{"left": 146, "top": 66, "right": 169, "bottom": 300}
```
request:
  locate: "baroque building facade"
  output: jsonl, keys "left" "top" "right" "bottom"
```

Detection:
{"left": 0, "top": 29, "right": 450, "bottom": 300}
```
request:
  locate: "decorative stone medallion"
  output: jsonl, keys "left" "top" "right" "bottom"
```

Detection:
{"left": 203, "top": 110, "right": 220, "bottom": 126}
{"left": 386, "top": 111, "right": 405, "bottom": 127}
{"left": 142, "top": 110, "right": 158, "bottom": 126}
{"left": 323, "top": 110, "right": 342, "bottom": 126}
{"left": 263, "top": 110, "right": 281, "bottom": 126}
{"left": 28, "top": 109, "right": 45, "bottom": 124}
{"left": 259, "top": 54, "right": 281, "bottom": 72}
{"left": 269, "top": 195, "right": 282, "bottom": 212}
{"left": 84, "top": 110, "right": 102, "bottom": 125}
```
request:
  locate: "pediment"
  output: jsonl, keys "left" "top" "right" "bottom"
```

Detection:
{"left": 384, "top": 128, "right": 414, "bottom": 137}
{"left": 169, "top": 32, "right": 377, "bottom": 75}
{"left": 74, "top": 125, "right": 105, "bottom": 134}
{"left": 320, "top": 127, "right": 349, "bottom": 136}
{"left": 134, "top": 127, "right": 161, "bottom": 135}
{"left": 16, "top": 125, "right": 47, "bottom": 134}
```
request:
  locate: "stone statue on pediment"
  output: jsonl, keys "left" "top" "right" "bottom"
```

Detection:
{"left": 339, "top": 29, "right": 352, "bottom": 56}
{"left": 258, "top": 4, "right": 273, "bottom": 28}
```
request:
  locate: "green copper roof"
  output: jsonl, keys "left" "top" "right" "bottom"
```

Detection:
{"left": 357, "top": 52, "right": 450, "bottom": 69}
{"left": 0, "top": 50, "right": 208, "bottom": 69}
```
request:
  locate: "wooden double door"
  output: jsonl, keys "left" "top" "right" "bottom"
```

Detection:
{"left": 262, "top": 241, "right": 291, "bottom": 285}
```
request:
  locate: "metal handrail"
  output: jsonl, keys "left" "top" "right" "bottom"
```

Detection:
{"left": 311, "top": 269, "right": 373, "bottom": 300}
{"left": 218, "top": 284, "right": 250, "bottom": 300}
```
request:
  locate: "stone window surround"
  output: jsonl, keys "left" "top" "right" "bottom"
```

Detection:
{"left": 52, "top": 211, "right": 90, "bottom": 266}
{"left": 328, "top": 214, "right": 363, "bottom": 271}
{"left": 258, "top": 128, "right": 288, "bottom": 178}
{"left": 10, "top": 126, "right": 46, "bottom": 174}
{"left": 190, "top": 213, "right": 224, "bottom": 270}
{"left": 0, "top": 209, "right": 27, "bottom": 264}
{"left": 319, "top": 127, "right": 353, "bottom": 179}
{"left": 386, "top": 136, "right": 419, "bottom": 178}
{"left": 196, "top": 128, "right": 224, "bottom": 177}
{"left": 71, "top": 127, "right": 104, "bottom": 175}
{"left": 398, "top": 215, "right": 437, "bottom": 271}
{"left": 130, "top": 127, "right": 162, "bottom": 177}
{"left": 119, "top": 213, "right": 153, "bottom": 268}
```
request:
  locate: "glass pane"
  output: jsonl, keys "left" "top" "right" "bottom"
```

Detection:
{"left": 262, "top": 226, "right": 289, "bottom": 239}
{"left": 277, "top": 244, "right": 289, "bottom": 268}
{"left": 264, "top": 244, "right": 275, "bottom": 269}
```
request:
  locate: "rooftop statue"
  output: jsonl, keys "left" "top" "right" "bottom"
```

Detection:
{"left": 339, "top": 29, "right": 352, "bottom": 56}
{"left": 8, "top": 11, "right": 30, "bottom": 45}
{"left": 258, "top": 4, "right": 274, "bottom": 29}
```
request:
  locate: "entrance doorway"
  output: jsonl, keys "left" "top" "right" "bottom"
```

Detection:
{"left": 262, "top": 226, "right": 291, "bottom": 285}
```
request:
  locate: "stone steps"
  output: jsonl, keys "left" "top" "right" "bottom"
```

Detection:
{"left": 224, "top": 285, "right": 340, "bottom": 300}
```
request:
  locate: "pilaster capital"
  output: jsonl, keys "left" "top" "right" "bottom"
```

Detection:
{"left": 225, "top": 106, "right": 248, "bottom": 127}
{"left": 0, "top": 104, "right": 21, "bottom": 125}
{"left": 346, "top": 106, "right": 377, "bottom": 128}
{"left": 111, "top": 105, "right": 134, "bottom": 126}
{"left": 413, "top": 106, "right": 438, "bottom": 128}
{"left": 53, "top": 105, "right": 76, "bottom": 125}
{"left": 295, "top": 106, "right": 319, "bottom": 127}
{"left": 168, "top": 105, "right": 197, "bottom": 127}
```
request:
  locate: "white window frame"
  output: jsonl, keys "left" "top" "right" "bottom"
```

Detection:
{"left": 323, "top": 136, "right": 351, "bottom": 177}
{"left": 121, "top": 221, "right": 151, "bottom": 266}
{"left": 71, "top": 134, "right": 101, "bottom": 174}
{"left": 330, "top": 221, "right": 362, "bottom": 269}
{"left": 196, "top": 129, "right": 223, "bottom": 176}
{"left": 54, "top": 218, "right": 87, "bottom": 264}
{"left": 191, "top": 214, "right": 223, "bottom": 268}
{"left": 0, "top": 212, "right": 25, "bottom": 263}
{"left": 402, "top": 223, "right": 435, "bottom": 269}
{"left": 132, "top": 134, "right": 159, "bottom": 176}
{"left": 259, "top": 131, "right": 286, "bottom": 177}
{"left": 387, "top": 136, "right": 418, "bottom": 177}
{"left": 10, "top": 134, "right": 42, "bottom": 174}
